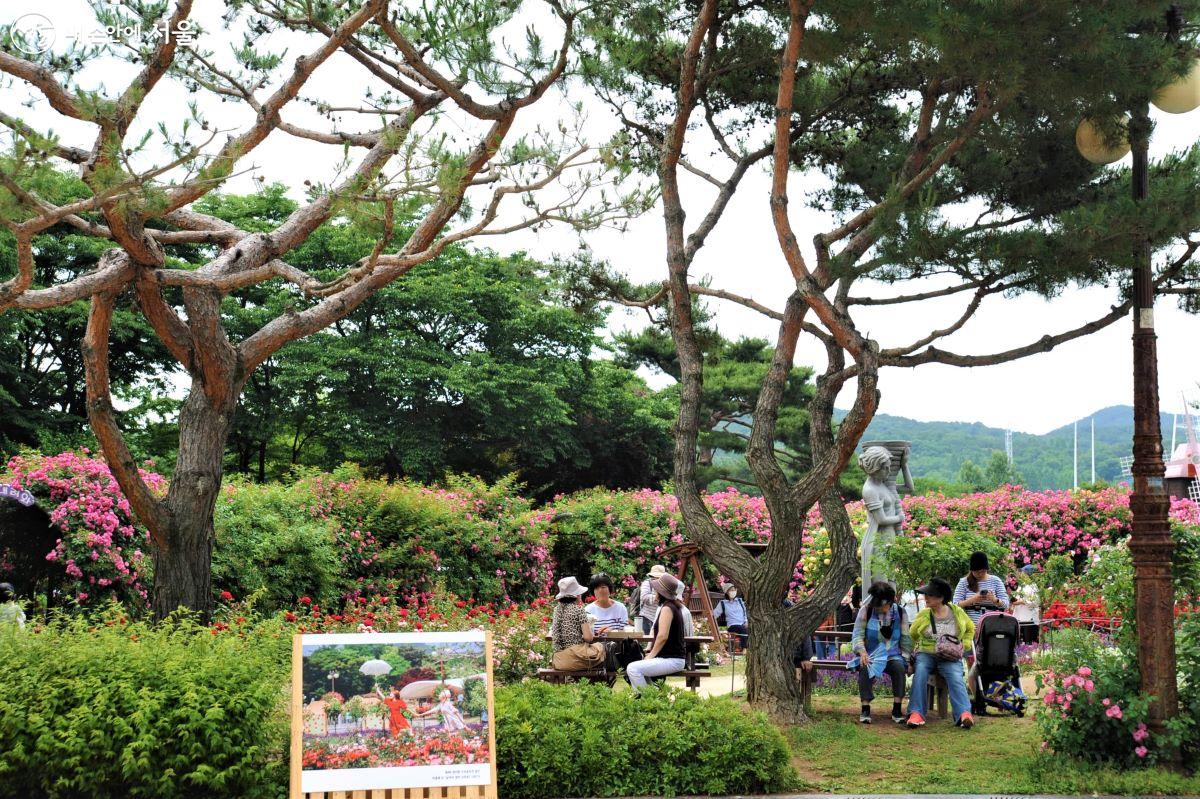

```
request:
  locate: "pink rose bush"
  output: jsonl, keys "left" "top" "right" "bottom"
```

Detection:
{"left": 3, "top": 451, "right": 164, "bottom": 607}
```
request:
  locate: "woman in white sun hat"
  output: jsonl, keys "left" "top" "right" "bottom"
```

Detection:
{"left": 550, "top": 576, "right": 605, "bottom": 671}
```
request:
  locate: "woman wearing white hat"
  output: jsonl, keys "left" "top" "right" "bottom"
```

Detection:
{"left": 637, "top": 564, "right": 668, "bottom": 634}
{"left": 550, "top": 576, "right": 605, "bottom": 671}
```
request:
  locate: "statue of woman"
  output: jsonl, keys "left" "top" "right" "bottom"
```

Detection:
{"left": 859, "top": 446, "right": 903, "bottom": 589}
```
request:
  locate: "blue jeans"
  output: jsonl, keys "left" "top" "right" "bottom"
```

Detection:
{"left": 814, "top": 635, "right": 838, "bottom": 659}
{"left": 908, "top": 652, "right": 971, "bottom": 722}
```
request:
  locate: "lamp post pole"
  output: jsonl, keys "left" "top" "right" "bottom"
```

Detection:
{"left": 1126, "top": 36, "right": 1179, "bottom": 737}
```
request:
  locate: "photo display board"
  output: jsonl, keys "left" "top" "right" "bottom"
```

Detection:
{"left": 291, "top": 630, "right": 497, "bottom": 799}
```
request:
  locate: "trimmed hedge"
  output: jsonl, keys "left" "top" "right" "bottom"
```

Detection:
{"left": 0, "top": 613, "right": 291, "bottom": 799}
{"left": 495, "top": 681, "right": 797, "bottom": 798}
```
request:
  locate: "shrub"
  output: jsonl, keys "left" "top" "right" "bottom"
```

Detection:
{"left": 1035, "top": 618, "right": 1200, "bottom": 767}
{"left": 212, "top": 479, "right": 342, "bottom": 612}
{"left": 2, "top": 451, "right": 165, "bottom": 609}
{"left": 495, "top": 681, "right": 796, "bottom": 798}
{"left": 0, "top": 610, "right": 291, "bottom": 799}
{"left": 883, "top": 529, "right": 1011, "bottom": 590}
{"left": 296, "top": 473, "right": 553, "bottom": 604}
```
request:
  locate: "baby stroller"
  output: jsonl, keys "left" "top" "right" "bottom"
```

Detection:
{"left": 971, "top": 611, "right": 1026, "bottom": 717}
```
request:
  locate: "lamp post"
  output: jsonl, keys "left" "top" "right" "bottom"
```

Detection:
{"left": 1076, "top": 5, "right": 1197, "bottom": 741}
{"left": 327, "top": 670, "right": 339, "bottom": 694}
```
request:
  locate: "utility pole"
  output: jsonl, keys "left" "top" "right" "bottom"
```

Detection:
{"left": 1073, "top": 421, "right": 1079, "bottom": 489}
{"left": 1091, "top": 418, "right": 1096, "bottom": 484}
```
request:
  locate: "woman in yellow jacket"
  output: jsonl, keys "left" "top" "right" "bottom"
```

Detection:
{"left": 906, "top": 577, "right": 976, "bottom": 729}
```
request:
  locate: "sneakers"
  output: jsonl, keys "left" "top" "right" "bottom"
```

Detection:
{"left": 906, "top": 711, "right": 926, "bottom": 728}
{"left": 859, "top": 712, "right": 871, "bottom": 724}
{"left": 891, "top": 710, "right": 906, "bottom": 724}
{"left": 959, "top": 712, "right": 975, "bottom": 730}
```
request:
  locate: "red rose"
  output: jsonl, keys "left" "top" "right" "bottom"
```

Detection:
{"left": 299, "top": 596, "right": 312, "bottom": 605}
{"left": 285, "top": 611, "right": 297, "bottom": 622}
{"left": 220, "top": 591, "right": 233, "bottom": 601}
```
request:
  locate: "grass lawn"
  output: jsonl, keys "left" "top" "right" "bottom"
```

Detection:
{"left": 787, "top": 693, "right": 1200, "bottom": 795}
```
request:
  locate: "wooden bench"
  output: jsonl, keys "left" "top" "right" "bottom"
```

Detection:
{"left": 538, "top": 634, "right": 715, "bottom": 690}
{"left": 536, "top": 667, "right": 617, "bottom": 687}
{"left": 797, "top": 631, "right": 948, "bottom": 718}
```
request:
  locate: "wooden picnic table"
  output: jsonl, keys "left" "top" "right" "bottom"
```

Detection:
{"left": 538, "top": 633, "right": 715, "bottom": 689}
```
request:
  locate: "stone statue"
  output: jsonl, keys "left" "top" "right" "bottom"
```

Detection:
{"left": 859, "top": 445, "right": 904, "bottom": 589}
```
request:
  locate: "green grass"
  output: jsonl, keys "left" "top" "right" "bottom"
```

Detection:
{"left": 786, "top": 694, "right": 1200, "bottom": 795}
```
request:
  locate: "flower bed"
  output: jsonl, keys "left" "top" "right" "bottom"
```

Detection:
{"left": 302, "top": 730, "right": 488, "bottom": 770}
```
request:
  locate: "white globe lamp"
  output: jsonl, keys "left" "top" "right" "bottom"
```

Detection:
{"left": 1075, "top": 116, "right": 1131, "bottom": 165}
{"left": 1152, "top": 60, "right": 1200, "bottom": 114}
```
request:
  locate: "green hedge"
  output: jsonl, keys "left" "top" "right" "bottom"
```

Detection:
{"left": 213, "top": 479, "right": 342, "bottom": 612}
{"left": 0, "top": 613, "right": 291, "bottom": 799}
{"left": 495, "top": 681, "right": 797, "bottom": 798}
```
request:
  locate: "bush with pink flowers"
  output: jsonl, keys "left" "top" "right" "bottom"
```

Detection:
{"left": 1, "top": 451, "right": 164, "bottom": 608}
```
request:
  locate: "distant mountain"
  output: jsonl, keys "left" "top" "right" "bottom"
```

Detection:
{"left": 833, "top": 405, "right": 1172, "bottom": 490}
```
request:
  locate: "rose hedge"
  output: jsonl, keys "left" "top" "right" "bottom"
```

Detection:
{"left": 7, "top": 454, "right": 1200, "bottom": 613}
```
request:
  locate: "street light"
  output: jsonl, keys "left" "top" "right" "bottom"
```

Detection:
{"left": 1074, "top": 7, "right": 1198, "bottom": 741}
{"left": 327, "top": 670, "right": 340, "bottom": 694}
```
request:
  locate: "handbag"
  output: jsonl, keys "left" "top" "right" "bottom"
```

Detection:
{"left": 930, "top": 610, "right": 964, "bottom": 661}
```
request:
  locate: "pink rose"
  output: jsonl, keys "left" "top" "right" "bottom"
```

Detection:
{"left": 1135, "top": 746, "right": 1148, "bottom": 758}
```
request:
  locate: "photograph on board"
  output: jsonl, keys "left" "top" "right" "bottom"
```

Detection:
{"left": 297, "top": 631, "right": 491, "bottom": 794}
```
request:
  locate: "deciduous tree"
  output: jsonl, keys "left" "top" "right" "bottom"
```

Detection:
{"left": 583, "top": 0, "right": 1200, "bottom": 720}
{"left": 0, "top": 0, "right": 641, "bottom": 617}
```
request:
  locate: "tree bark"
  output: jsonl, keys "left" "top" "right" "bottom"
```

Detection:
{"left": 743, "top": 603, "right": 808, "bottom": 723}
{"left": 152, "top": 384, "right": 236, "bottom": 620}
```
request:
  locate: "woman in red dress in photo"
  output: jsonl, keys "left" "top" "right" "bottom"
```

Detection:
{"left": 375, "top": 686, "right": 411, "bottom": 737}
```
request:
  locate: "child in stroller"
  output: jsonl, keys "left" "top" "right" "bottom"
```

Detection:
{"left": 971, "top": 611, "right": 1026, "bottom": 716}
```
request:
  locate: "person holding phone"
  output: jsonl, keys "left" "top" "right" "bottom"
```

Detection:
{"left": 953, "top": 551, "right": 1009, "bottom": 626}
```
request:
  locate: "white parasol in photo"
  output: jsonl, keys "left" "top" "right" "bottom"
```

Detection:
{"left": 397, "top": 674, "right": 484, "bottom": 700}
{"left": 359, "top": 659, "right": 393, "bottom": 677}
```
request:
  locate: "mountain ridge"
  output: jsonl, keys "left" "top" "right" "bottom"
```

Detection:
{"left": 833, "top": 405, "right": 1171, "bottom": 490}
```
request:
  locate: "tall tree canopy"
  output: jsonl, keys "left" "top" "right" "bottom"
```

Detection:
{"left": 581, "top": 0, "right": 1200, "bottom": 720}
{"left": 0, "top": 0, "right": 643, "bottom": 617}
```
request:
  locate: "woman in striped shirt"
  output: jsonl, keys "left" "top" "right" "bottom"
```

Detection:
{"left": 952, "top": 551, "right": 1010, "bottom": 625}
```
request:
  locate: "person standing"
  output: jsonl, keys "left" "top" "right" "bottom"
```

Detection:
{"left": 626, "top": 574, "right": 688, "bottom": 690}
{"left": 375, "top": 685, "right": 411, "bottom": 738}
{"left": 906, "top": 577, "right": 976, "bottom": 730}
{"left": 637, "top": 565, "right": 667, "bottom": 634}
{"left": 715, "top": 583, "right": 749, "bottom": 649}
{"left": 850, "top": 581, "right": 912, "bottom": 724}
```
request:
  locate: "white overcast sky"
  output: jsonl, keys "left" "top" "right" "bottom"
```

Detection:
{"left": 4, "top": 0, "right": 1198, "bottom": 435}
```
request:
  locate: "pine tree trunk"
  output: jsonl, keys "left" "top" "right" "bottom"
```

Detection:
{"left": 153, "top": 388, "right": 235, "bottom": 620}
{"left": 743, "top": 604, "right": 808, "bottom": 724}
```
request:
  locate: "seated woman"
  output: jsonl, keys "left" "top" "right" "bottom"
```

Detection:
{"left": 584, "top": 573, "right": 629, "bottom": 634}
{"left": 953, "top": 551, "right": 1010, "bottom": 626}
{"left": 550, "top": 576, "right": 606, "bottom": 671}
{"left": 715, "top": 583, "right": 749, "bottom": 649}
{"left": 626, "top": 573, "right": 688, "bottom": 691}
{"left": 849, "top": 581, "right": 912, "bottom": 724}
{"left": 906, "top": 577, "right": 976, "bottom": 729}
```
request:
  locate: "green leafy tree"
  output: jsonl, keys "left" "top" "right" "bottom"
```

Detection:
{"left": 0, "top": 0, "right": 638, "bottom": 617}
{"left": 616, "top": 326, "right": 815, "bottom": 490}
{"left": 581, "top": 0, "right": 1200, "bottom": 720}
